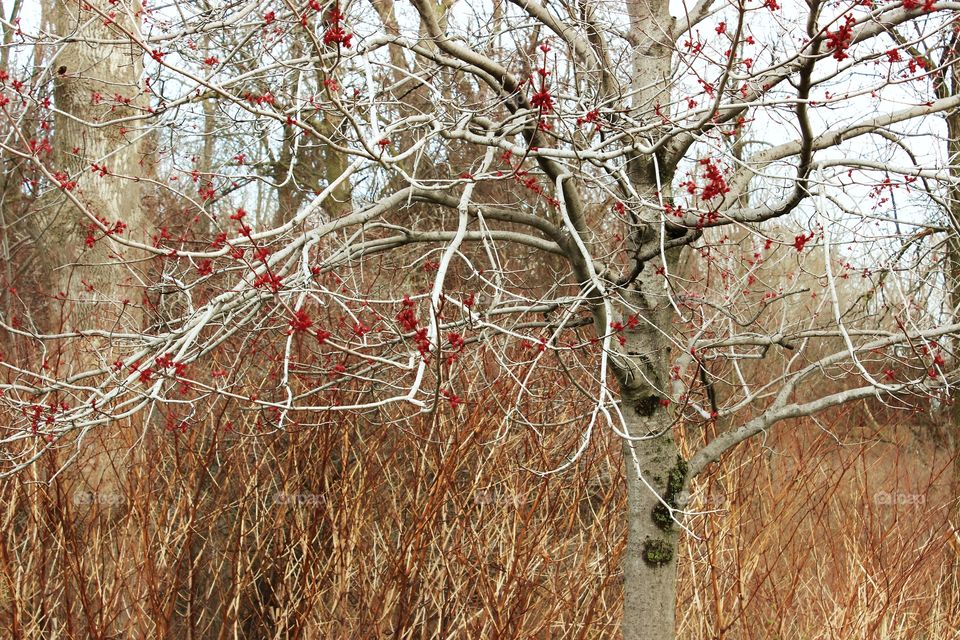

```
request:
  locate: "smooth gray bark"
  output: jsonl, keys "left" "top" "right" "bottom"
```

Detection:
{"left": 618, "top": 1, "right": 684, "bottom": 638}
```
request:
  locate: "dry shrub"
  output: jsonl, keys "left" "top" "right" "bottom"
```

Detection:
{"left": 678, "top": 410, "right": 959, "bottom": 640}
{"left": 0, "top": 380, "right": 957, "bottom": 639}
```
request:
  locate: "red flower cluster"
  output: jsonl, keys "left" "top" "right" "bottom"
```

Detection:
{"left": 323, "top": 6, "right": 352, "bottom": 48}
{"left": 576, "top": 109, "right": 601, "bottom": 129}
{"left": 353, "top": 321, "right": 370, "bottom": 337}
{"left": 289, "top": 309, "right": 313, "bottom": 334}
{"left": 415, "top": 330, "right": 431, "bottom": 357}
{"left": 825, "top": 15, "right": 855, "bottom": 61}
{"left": 243, "top": 92, "right": 276, "bottom": 106}
{"left": 28, "top": 138, "right": 53, "bottom": 156}
{"left": 394, "top": 296, "right": 430, "bottom": 357}
{"left": 699, "top": 158, "right": 729, "bottom": 201}
{"left": 610, "top": 321, "right": 627, "bottom": 346}
{"left": 396, "top": 296, "right": 418, "bottom": 331}
{"left": 254, "top": 272, "right": 282, "bottom": 291}
{"left": 530, "top": 88, "right": 554, "bottom": 112}
{"left": 442, "top": 389, "right": 463, "bottom": 409}
{"left": 793, "top": 232, "right": 815, "bottom": 252}
{"left": 511, "top": 169, "right": 560, "bottom": 208}
{"left": 529, "top": 41, "right": 554, "bottom": 113}
{"left": 53, "top": 170, "right": 77, "bottom": 191}
{"left": 447, "top": 332, "right": 466, "bottom": 360}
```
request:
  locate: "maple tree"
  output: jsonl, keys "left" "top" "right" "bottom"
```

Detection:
{"left": 2, "top": 0, "right": 960, "bottom": 637}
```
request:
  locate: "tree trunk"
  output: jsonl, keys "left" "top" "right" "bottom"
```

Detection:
{"left": 621, "top": 397, "right": 682, "bottom": 639}
{"left": 617, "top": 256, "right": 684, "bottom": 640}
{"left": 44, "top": 0, "right": 148, "bottom": 331}
{"left": 619, "top": 1, "right": 682, "bottom": 636}
{"left": 945, "top": 96, "right": 960, "bottom": 534}
{"left": 40, "top": 5, "right": 151, "bottom": 635}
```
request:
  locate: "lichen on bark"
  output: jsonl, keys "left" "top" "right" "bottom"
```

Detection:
{"left": 651, "top": 455, "right": 688, "bottom": 530}
{"left": 643, "top": 537, "right": 674, "bottom": 567}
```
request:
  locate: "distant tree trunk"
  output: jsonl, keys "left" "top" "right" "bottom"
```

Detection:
{"left": 41, "top": 6, "right": 151, "bottom": 633}
{"left": 933, "top": 38, "right": 960, "bottom": 524}
{"left": 945, "top": 105, "right": 960, "bottom": 523}
{"left": 43, "top": 0, "right": 148, "bottom": 332}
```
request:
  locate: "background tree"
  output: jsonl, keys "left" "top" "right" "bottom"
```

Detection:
{"left": 2, "top": 1, "right": 960, "bottom": 638}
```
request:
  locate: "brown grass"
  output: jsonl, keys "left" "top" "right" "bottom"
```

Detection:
{"left": 0, "top": 391, "right": 957, "bottom": 639}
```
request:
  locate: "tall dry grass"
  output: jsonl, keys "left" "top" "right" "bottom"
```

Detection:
{"left": 0, "top": 383, "right": 957, "bottom": 639}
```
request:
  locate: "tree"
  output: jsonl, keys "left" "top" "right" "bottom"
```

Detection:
{"left": 42, "top": 0, "right": 149, "bottom": 328}
{"left": 2, "top": 1, "right": 959, "bottom": 638}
